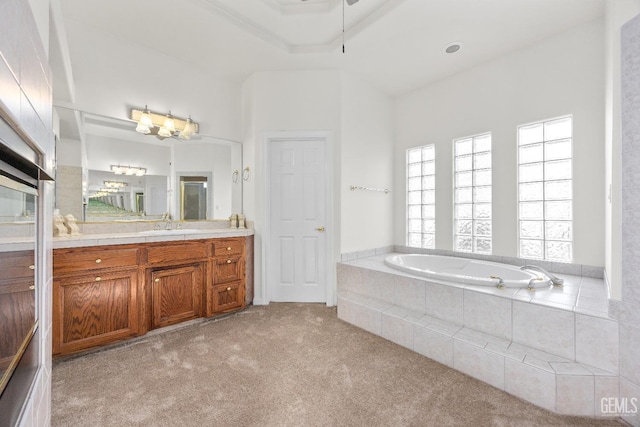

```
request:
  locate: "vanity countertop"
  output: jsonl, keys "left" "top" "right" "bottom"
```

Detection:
{"left": 51, "top": 228, "right": 254, "bottom": 249}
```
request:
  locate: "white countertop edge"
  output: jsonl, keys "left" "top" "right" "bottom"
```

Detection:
{"left": 50, "top": 229, "right": 254, "bottom": 249}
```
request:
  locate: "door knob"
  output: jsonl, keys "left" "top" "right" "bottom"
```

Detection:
{"left": 315, "top": 226, "right": 325, "bottom": 232}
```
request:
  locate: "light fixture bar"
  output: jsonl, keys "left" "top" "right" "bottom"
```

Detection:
{"left": 131, "top": 108, "right": 199, "bottom": 138}
{"left": 111, "top": 165, "right": 147, "bottom": 176}
{"left": 104, "top": 181, "right": 128, "bottom": 188}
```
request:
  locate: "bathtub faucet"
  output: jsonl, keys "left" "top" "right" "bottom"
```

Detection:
{"left": 490, "top": 275, "right": 505, "bottom": 289}
{"left": 520, "top": 265, "right": 564, "bottom": 287}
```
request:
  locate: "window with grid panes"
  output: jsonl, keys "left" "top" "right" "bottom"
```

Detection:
{"left": 454, "top": 134, "right": 492, "bottom": 254}
{"left": 518, "top": 116, "right": 573, "bottom": 262}
{"left": 407, "top": 145, "right": 435, "bottom": 248}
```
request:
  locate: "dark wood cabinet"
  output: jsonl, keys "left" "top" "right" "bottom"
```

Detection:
{"left": 207, "top": 238, "right": 245, "bottom": 316}
{"left": 211, "top": 281, "right": 243, "bottom": 313}
{"left": 212, "top": 255, "right": 244, "bottom": 284}
{"left": 0, "top": 251, "right": 35, "bottom": 369}
{"left": 52, "top": 268, "right": 139, "bottom": 355}
{"left": 53, "top": 236, "right": 250, "bottom": 356}
{"left": 150, "top": 263, "right": 204, "bottom": 329}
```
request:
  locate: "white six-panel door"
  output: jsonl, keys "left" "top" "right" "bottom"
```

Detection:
{"left": 268, "top": 138, "right": 327, "bottom": 302}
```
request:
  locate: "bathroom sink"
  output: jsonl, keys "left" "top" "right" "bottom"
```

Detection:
{"left": 137, "top": 228, "right": 202, "bottom": 236}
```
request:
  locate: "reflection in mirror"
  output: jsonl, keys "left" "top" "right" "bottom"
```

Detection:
{"left": 0, "top": 176, "right": 37, "bottom": 396}
{"left": 180, "top": 176, "right": 207, "bottom": 220}
{"left": 86, "top": 170, "right": 168, "bottom": 220}
{"left": 54, "top": 107, "right": 242, "bottom": 222}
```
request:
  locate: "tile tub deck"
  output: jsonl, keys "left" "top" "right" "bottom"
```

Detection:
{"left": 337, "top": 253, "right": 619, "bottom": 418}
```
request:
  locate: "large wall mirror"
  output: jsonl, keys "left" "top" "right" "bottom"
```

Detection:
{"left": 54, "top": 107, "right": 242, "bottom": 222}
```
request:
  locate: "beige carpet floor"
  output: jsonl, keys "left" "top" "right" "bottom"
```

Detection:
{"left": 51, "top": 303, "right": 623, "bottom": 426}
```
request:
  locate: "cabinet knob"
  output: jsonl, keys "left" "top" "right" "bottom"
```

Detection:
{"left": 226, "top": 259, "right": 232, "bottom": 264}
{"left": 95, "top": 277, "right": 101, "bottom": 281}
{"left": 227, "top": 287, "right": 231, "bottom": 291}
{"left": 227, "top": 246, "right": 232, "bottom": 251}
{"left": 29, "top": 265, "right": 35, "bottom": 270}
{"left": 155, "top": 278, "right": 160, "bottom": 283}
{"left": 95, "top": 258, "right": 102, "bottom": 264}
{"left": 29, "top": 285, "right": 35, "bottom": 290}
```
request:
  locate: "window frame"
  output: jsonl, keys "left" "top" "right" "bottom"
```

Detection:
{"left": 452, "top": 132, "right": 493, "bottom": 255}
{"left": 406, "top": 144, "right": 436, "bottom": 249}
{"left": 517, "top": 115, "right": 573, "bottom": 263}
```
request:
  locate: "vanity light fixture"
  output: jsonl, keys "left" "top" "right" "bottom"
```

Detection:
{"left": 111, "top": 165, "right": 146, "bottom": 176}
{"left": 131, "top": 107, "right": 199, "bottom": 140}
{"left": 104, "top": 181, "right": 128, "bottom": 188}
{"left": 181, "top": 117, "right": 196, "bottom": 140}
{"left": 135, "top": 106, "right": 153, "bottom": 134}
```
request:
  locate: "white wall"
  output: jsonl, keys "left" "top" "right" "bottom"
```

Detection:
{"left": 340, "top": 72, "right": 394, "bottom": 253}
{"left": 62, "top": 18, "right": 242, "bottom": 142}
{"left": 242, "top": 70, "right": 341, "bottom": 305}
{"left": 242, "top": 70, "right": 395, "bottom": 304}
{"left": 85, "top": 135, "right": 171, "bottom": 176}
{"left": 56, "top": 137, "right": 82, "bottom": 167}
{"left": 394, "top": 19, "right": 606, "bottom": 267}
{"left": 605, "top": 0, "right": 640, "bottom": 299}
{"left": 618, "top": 12, "right": 640, "bottom": 426}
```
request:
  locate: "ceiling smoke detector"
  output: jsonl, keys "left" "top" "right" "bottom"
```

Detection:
{"left": 445, "top": 42, "right": 464, "bottom": 54}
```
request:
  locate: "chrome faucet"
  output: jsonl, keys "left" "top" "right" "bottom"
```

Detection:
{"left": 162, "top": 212, "right": 173, "bottom": 230}
{"left": 520, "top": 265, "right": 564, "bottom": 287}
{"left": 490, "top": 275, "right": 505, "bottom": 289}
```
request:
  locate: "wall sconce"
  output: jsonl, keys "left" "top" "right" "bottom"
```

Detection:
{"left": 131, "top": 106, "right": 199, "bottom": 140}
{"left": 111, "top": 165, "right": 146, "bottom": 176}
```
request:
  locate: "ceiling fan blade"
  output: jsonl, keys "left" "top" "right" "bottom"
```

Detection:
{"left": 346, "top": 0, "right": 359, "bottom": 5}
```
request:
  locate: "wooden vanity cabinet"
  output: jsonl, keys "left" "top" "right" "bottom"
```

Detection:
{"left": 53, "top": 236, "right": 250, "bottom": 356}
{"left": 145, "top": 241, "right": 208, "bottom": 330}
{"left": 0, "top": 251, "right": 35, "bottom": 369}
{"left": 52, "top": 246, "right": 141, "bottom": 355}
{"left": 208, "top": 239, "right": 246, "bottom": 316}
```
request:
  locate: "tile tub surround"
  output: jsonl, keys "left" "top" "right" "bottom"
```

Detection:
{"left": 337, "top": 254, "right": 621, "bottom": 418}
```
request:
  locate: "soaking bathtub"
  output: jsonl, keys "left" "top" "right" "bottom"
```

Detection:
{"left": 384, "top": 254, "right": 552, "bottom": 288}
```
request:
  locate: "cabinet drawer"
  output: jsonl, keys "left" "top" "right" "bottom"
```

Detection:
{"left": 147, "top": 242, "right": 208, "bottom": 265}
{"left": 212, "top": 255, "right": 244, "bottom": 284}
{"left": 0, "top": 251, "right": 35, "bottom": 281}
{"left": 211, "top": 280, "right": 244, "bottom": 314}
{"left": 212, "top": 239, "right": 244, "bottom": 257}
{"left": 54, "top": 247, "right": 139, "bottom": 274}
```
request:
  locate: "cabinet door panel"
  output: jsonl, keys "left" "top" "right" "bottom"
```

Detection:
{"left": 151, "top": 264, "right": 204, "bottom": 329}
{"left": 0, "top": 279, "right": 35, "bottom": 367}
{"left": 53, "top": 269, "right": 139, "bottom": 355}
